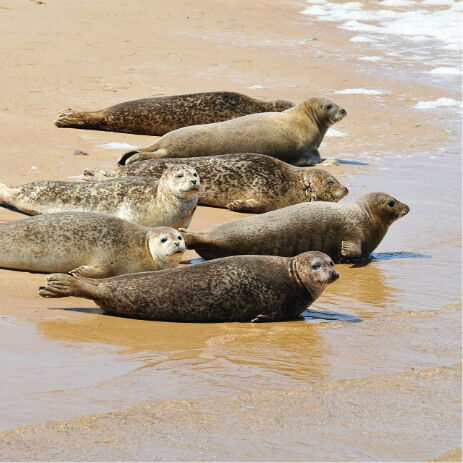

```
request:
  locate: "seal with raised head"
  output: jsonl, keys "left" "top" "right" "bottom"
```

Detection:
{"left": 0, "top": 212, "right": 186, "bottom": 278}
{"left": 39, "top": 251, "right": 339, "bottom": 323}
{"left": 118, "top": 97, "right": 346, "bottom": 167}
{"left": 54, "top": 91, "right": 294, "bottom": 135}
{"left": 0, "top": 165, "right": 200, "bottom": 228}
{"left": 83, "top": 153, "right": 349, "bottom": 213}
{"left": 180, "top": 192, "right": 410, "bottom": 261}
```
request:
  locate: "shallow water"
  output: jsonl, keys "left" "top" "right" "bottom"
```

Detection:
{"left": 0, "top": 0, "right": 461, "bottom": 461}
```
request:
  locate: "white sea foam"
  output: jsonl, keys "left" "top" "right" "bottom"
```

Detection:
{"left": 429, "top": 67, "right": 462, "bottom": 76}
{"left": 350, "top": 35, "right": 373, "bottom": 43}
{"left": 326, "top": 128, "right": 348, "bottom": 137}
{"left": 335, "top": 88, "right": 387, "bottom": 95}
{"left": 359, "top": 56, "right": 382, "bottom": 61}
{"left": 302, "top": 0, "right": 462, "bottom": 61}
{"left": 249, "top": 84, "right": 268, "bottom": 90}
{"left": 414, "top": 97, "right": 461, "bottom": 110}
{"left": 97, "top": 142, "right": 139, "bottom": 150}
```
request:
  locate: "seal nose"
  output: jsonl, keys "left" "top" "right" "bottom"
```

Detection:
{"left": 340, "top": 108, "right": 347, "bottom": 116}
{"left": 191, "top": 179, "right": 197, "bottom": 185}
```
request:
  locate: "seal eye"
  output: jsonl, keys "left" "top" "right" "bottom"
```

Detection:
{"left": 324, "top": 181, "right": 333, "bottom": 188}
{"left": 178, "top": 236, "right": 183, "bottom": 240}
{"left": 329, "top": 261, "right": 334, "bottom": 267}
{"left": 388, "top": 200, "right": 395, "bottom": 207}
{"left": 193, "top": 173, "right": 198, "bottom": 177}
{"left": 177, "top": 174, "right": 184, "bottom": 178}
{"left": 312, "top": 263, "right": 321, "bottom": 270}
{"left": 161, "top": 237, "right": 168, "bottom": 243}
{"left": 324, "top": 104, "right": 333, "bottom": 111}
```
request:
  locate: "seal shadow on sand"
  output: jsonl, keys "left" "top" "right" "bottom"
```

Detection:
{"left": 47, "top": 306, "right": 361, "bottom": 324}
{"left": 344, "top": 251, "right": 430, "bottom": 268}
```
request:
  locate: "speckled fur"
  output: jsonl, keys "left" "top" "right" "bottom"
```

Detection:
{"left": 180, "top": 192, "right": 410, "bottom": 261}
{"left": 0, "top": 212, "right": 186, "bottom": 277}
{"left": 84, "top": 154, "right": 348, "bottom": 213}
{"left": 0, "top": 165, "right": 200, "bottom": 228}
{"left": 119, "top": 97, "right": 346, "bottom": 166}
{"left": 54, "top": 91, "right": 294, "bottom": 136}
{"left": 39, "top": 251, "right": 339, "bottom": 323}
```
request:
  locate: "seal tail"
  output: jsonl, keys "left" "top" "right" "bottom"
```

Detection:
{"left": 39, "top": 273, "right": 97, "bottom": 299}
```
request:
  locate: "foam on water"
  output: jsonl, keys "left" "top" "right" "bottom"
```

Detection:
{"left": 302, "top": 0, "right": 462, "bottom": 71}
{"left": 335, "top": 88, "right": 387, "bottom": 95}
{"left": 414, "top": 97, "right": 461, "bottom": 110}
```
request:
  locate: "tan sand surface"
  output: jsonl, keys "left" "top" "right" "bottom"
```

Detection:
{"left": 0, "top": 0, "right": 461, "bottom": 461}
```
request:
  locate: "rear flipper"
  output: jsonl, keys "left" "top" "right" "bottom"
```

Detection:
{"left": 39, "top": 273, "right": 97, "bottom": 299}
{"left": 0, "top": 183, "right": 16, "bottom": 204}
{"left": 54, "top": 108, "right": 89, "bottom": 128}
{"left": 118, "top": 147, "right": 166, "bottom": 166}
{"left": 226, "top": 199, "right": 263, "bottom": 213}
{"left": 178, "top": 228, "right": 208, "bottom": 250}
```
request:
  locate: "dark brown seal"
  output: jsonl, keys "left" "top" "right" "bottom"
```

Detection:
{"left": 39, "top": 251, "right": 339, "bottom": 323}
{"left": 54, "top": 91, "right": 294, "bottom": 135}
{"left": 180, "top": 192, "right": 410, "bottom": 261}
{"left": 0, "top": 212, "right": 186, "bottom": 277}
{"left": 118, "top": 97, "right": 347, "bottom": 166}
{"left": 83, "top": 154, "right": 348, "bottom": 213}
{"left": 0, "top": 165, "right": 200, "bottom": 228}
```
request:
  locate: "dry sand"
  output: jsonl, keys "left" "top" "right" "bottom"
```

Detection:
{"left": 0, "top": 0, "right": 461, "bottom": 461}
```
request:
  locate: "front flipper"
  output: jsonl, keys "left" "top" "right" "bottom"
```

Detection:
{"left": 227, "top": 199, "right": 262, "bottom": 213}
{"left": 341, "top": 240, "right": 363, "bottom": 258}
{"left": 70, "top": 265, "right": 109, "bottom": 278}
{"left": 318, "top": 158, "right": 340, "bottom": 167}
{"left": 251, "top": 314, "right": 271, "bottom": 323}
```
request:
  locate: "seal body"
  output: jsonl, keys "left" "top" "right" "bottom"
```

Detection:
{"left": 118, "top": 97, "right": 346, "bottom": 166}
{"left": 84, "top": 154, "right": 349, "bottom": 213}
{"left": 39, "top": 251, "right": 339, "bottom": 323}
{"left": 0, "top": 212, "right": 186, "bottom": 277}
{"left": 180, "top": 192, "right": 410, "bottom": 261}
{"left": 0, "top": 165, "right": 200, "bottom": 228}
{"left": 54, "top": 91, "right": 294, "bottom": 135}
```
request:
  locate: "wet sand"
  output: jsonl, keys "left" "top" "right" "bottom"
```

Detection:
{"left": 0, "top": 0, "right": 461, "bottom": 461}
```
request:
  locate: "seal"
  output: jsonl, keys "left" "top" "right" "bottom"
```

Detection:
{"left": 54, "top": 91, "right": 294, "bottom": 136}
{"left": 0, "top": 212, "right": 186, "bottom": 277}
{"left": 39, "top": 251, "right": 339, "bottom": 323}
{"left": 0, "top": 165, "right": 200, "bottom": 228}
{"left": 118, "top": 97, "right": 346, "bottom": 167}
{"left": 83, "top": 154, "right": 349, "bottom": 213}
{"left": 180, "top": 192, "right": 410, "bottom": 261}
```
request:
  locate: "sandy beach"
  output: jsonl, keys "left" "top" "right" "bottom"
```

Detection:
{"left": 0, "top": 0, "right": 461, "bottom": 461}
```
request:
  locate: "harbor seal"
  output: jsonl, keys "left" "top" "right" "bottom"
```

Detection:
{"left": 0, "top": 165, "right": 200, "bottom": 228}
{"left": 83, "top": 154, "right": 349, "bottom": 213}
{"left": 54, "top": 91, "right": 294, "bottom": 135}
{"left": 180, "top": 192, "right": 410, "bottom": 261}
{"left": 0, "top": 212, "right": 186, "bottom": 277}
{"left": 39, "top": 251, "right": 339, "bottom": 323}
{"left": 118, "top": 97, "right": 347, "bottom": 166}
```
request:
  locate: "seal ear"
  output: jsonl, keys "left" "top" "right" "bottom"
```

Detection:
{"left": 118, "top": 150, "right": 138, "bottom": 166}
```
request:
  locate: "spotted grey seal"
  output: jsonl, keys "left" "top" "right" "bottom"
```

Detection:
{"left": 0, "top": 165, "right": 200, "bottom": 228}
{"left": 39, "top": 251, "right": 339, "bottom": 323}
{"left": 180, "top": 192, "right": 410, "bottom": 261}
{"left": 118, "top": 97, "right": 346, "bottom": 166}
{"left": 0, "top": 212, "right": 186, "bottom": 277}
{"left": 83, "top": 154, "right": 348, "bottom": 213}
{"left": 54, "top": 91, "right": 294, "bottom": 135}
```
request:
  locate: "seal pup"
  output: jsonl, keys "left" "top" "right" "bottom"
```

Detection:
{"left": 118, "top": 97, "right": 347, "bottom": 166}
{"left": 54, "top": 91, "right": 294, "bottom": 135}
{"left": 39, "top": 251, "right": 339, "bottom": 323}
{"left": 0, "top": 165, "right": 200, "bottom": 228}
{"left": 180, "top": 192, "right": 410, "bottom": 261}
{"left": 0, "top": 212, "right": 186, "bottom": 277}
{"left": 83, "top": 154, "right": 349, "bottom": 213}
